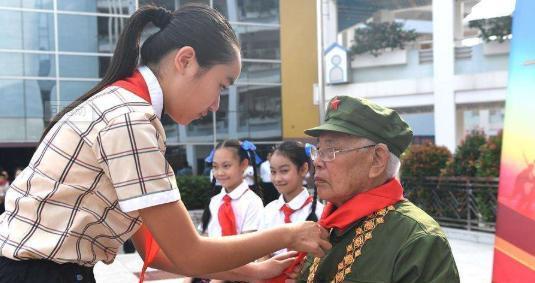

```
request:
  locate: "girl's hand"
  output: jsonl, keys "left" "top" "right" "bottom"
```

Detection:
{"left": 287, "top": 222, "right": 331, "bottom": 257}
{"left": 254, "top": 251, "right": 298, "bottom": 280}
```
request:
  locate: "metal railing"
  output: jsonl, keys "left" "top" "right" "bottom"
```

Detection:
{"left": 402, "top": 177, "right": 498, "bottom": 232}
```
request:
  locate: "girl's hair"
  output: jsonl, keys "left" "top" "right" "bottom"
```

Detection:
{"left": 201, "top": 139, "right": 263, "bottom": 233}
{"left": 272, "top": 141, "right": 318, "bottom": 222}
{"left": 40, "top": 4, "right": 240, "bottom": 141}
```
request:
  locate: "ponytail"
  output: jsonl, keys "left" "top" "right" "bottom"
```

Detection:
{"left": 246, "top": 150, "right": 264, "bottom": 202}
{"left": 201, "top": 175, "right": 219, "bottom": 233}
{"left": 305, "top": 174, "right": 319, "bottom": 222}
{"left": 304, "top": 143, "right": 318, "bottom": 221}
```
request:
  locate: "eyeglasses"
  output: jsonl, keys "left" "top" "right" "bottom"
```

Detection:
{"left": 310, "top": 144, "right": 376, "bottom": 162}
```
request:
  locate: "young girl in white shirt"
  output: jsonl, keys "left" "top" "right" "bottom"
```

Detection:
{"left": 260, "top": 141, "right": 324, "bottom": 257}
{"left": 201, "top": 139, "right": 264, "bottom": 237}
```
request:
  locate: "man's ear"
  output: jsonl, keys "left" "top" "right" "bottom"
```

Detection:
{"left": 369, "top": 144, "right": 389, "bottom": 179}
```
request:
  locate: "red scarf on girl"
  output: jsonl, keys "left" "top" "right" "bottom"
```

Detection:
{"left": 267, "top": 178, "right": 404, "bottom": 283}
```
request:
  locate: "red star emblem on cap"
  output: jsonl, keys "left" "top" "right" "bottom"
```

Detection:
{"left": 330, "top": 97, "right": 341, "bottom": 110}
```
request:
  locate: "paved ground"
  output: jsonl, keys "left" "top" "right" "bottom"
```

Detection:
{"left": 94, "top": 227, "right": 495, "bottom": 282}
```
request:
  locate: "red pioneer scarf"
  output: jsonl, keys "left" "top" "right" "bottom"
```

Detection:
{"left": 280, "top": 196, "right": 313, "bottom": 223}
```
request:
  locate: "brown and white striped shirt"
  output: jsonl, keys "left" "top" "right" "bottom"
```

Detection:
{"left": 0, "top": 67, "right": 180, "bottom": 266}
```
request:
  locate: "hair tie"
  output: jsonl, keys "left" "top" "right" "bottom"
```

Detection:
{"left": 204, "top": 149, "right": 215, "bottom": 163}
{"left": 240, "top": 140, "right": 263, "bottom": 165}
{"left": 152, "top": 8, "right": 172, "bottom": 29}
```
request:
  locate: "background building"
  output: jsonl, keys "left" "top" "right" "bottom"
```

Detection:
{"left": 317, "top": 0, "right": 508, "bottom": 153}
{"left": 0, "top": 0, "right": 282, "bottom": 175}
{"left": 0, "top": 0, "right": 509, "bottom": 175}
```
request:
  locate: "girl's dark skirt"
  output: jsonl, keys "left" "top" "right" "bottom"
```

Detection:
{"left": 0, "top": 256, "right": 95, "bottom": 283}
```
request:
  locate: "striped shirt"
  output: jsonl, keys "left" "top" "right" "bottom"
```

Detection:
{"left": 0, "top": 66, "right": 180, "bottom": 266}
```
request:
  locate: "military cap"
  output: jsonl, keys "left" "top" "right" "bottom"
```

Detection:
{"left": 304, "top": 96, "right": 413, "bottom": 157}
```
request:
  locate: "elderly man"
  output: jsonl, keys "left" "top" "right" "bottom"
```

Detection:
{"left": 298, "top": 96, "right": 459, "bottom": 283}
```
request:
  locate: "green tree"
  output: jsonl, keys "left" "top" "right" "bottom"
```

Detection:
{"left": 351, "top": 22, "right": 417, "bottom": 57}
{"left": 476, "top": 130, "right": 503, "bottom": 177}
{"left": 443, "top": 131, "right": 487, "bottom": 177}
{"left": 177, "top": 176, "right": 213, "bottom": 210}
{"left": 401, "top": 142, "right": 452, "bottom": 178}
{"left": 469, "top": 16, "right": 512, "bottom": 43}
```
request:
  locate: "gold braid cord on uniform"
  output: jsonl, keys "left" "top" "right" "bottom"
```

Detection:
{"left": 306, "top": 205, "right": 395, "bottom": 283}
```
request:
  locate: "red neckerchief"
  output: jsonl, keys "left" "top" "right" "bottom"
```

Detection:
{"left": 267, "top": 178, "right": 404, "bottom": 283}
{"left": 111, "top": 70, "right": 152, "bottom": 104}
{"left": 112, "top": 70, "right": 159, "bottom": 283}
{"left": 219, "top": 195, "right": 238, "bottom": 236}
{"left": 281, "top": 195, "right": 313, "bottom": 223}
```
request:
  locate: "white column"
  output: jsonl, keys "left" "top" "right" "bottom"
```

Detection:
{"left": 186, "top": 144, "right": 196, "bottom": 175}
{"left": 432, "top": 0, "right": 457, "bottom": 152}
{"left": 454, "top": 0, "right": 465, "bottom": 44}
{"left": 228, "top": 86, "right": 238, "bottom": 138}
{"left": 178, "top": 125, "right": 187, "bottom": 143}
{"left": 323, "top": 0, "right": 338, "bottom": 47}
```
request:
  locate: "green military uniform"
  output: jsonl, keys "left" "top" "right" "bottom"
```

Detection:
{"left": 298, "top": 200, "right": 459, "bottom": 283}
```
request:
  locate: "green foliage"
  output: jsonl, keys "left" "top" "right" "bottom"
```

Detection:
{"left": 469, "top": 16, "right": 512, "bottom": 43}
{"left": 401, "top": 143, "right": 452, "bottom": 178}
{"left": 443, "top": 131, "right": 487, "bottom": 177}
{"left": 476, "top": 130, "right": 503, "bottom": 177}
{"left": 177, "top": 176, "right": 213, "bottom": 210}
{"left": 351, "top": 21, "right": 417, "bottom": 57}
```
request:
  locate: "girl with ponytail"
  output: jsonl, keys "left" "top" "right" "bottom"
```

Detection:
{"left": 0, "top": 5, "right": 330, "bottom": 283}
{"left": 259, "top": 141, "right": 324, "bottom": 257}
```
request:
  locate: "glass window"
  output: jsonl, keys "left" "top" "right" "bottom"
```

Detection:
{"left": 0, "top": 52, "right": 56, "bottom": 77}
{"left": 216, "top": 94, "right": 229, "bottom": 135}
{"left": 0, "top": 0, "right": 53, "bottom": 10}
{"left": 161, "top": 114, "right": 179, "bottom": 143}
{"left": 58, "top": 0, "right": 135, "bottom": 15}
{"left": 238, "top": 62, "right": 280, "bottom": 84}
{"left": 214, "top": 0, "right": 279, "bottom": 24}
{"left": 194, "top": 145, "right": 213, "bottom": 176}
{"left": 0, "top": 10, "right": 55, "bottom": 51}
{"left": 58, "top": 14, "right": 127, "bottom": 53}
{"left": 234, "top": 24, "right": 280, "bottom": 59}
{"left": 165, "top": 145, "right": 188, "bottom": 174}
{"left": 237, "top": 85, "right": 281, "bottom": 139}
{"left": 457, "top": 102, "right": 505, "bottom": 139}
{"left": 186, "top": 113, "right": 214, "bottom": 138}
{"left": 59, "top": 55, "right": 110, "bottom": 78}
{"left": 397, "top": 106, "right": 435, "bottom": 144}
{"left": 0, "top": 79, "right": 53, "bottom": 141}
{"left": 58, "top": 81, "right": 97, "bottom": 109}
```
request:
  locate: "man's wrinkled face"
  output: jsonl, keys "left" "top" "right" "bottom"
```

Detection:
{"left": 313, "top": 132, "right": 376, "bottom": 206}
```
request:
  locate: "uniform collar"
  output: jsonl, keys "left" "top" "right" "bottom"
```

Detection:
{"left": 221, "top": 180, "right": 250, "bottom": 200}
{"left": 275, "top": 188, "right": 310, "bottom": 210}
{"left": 138, "top": 66, "right": 164, "bottom": 119}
